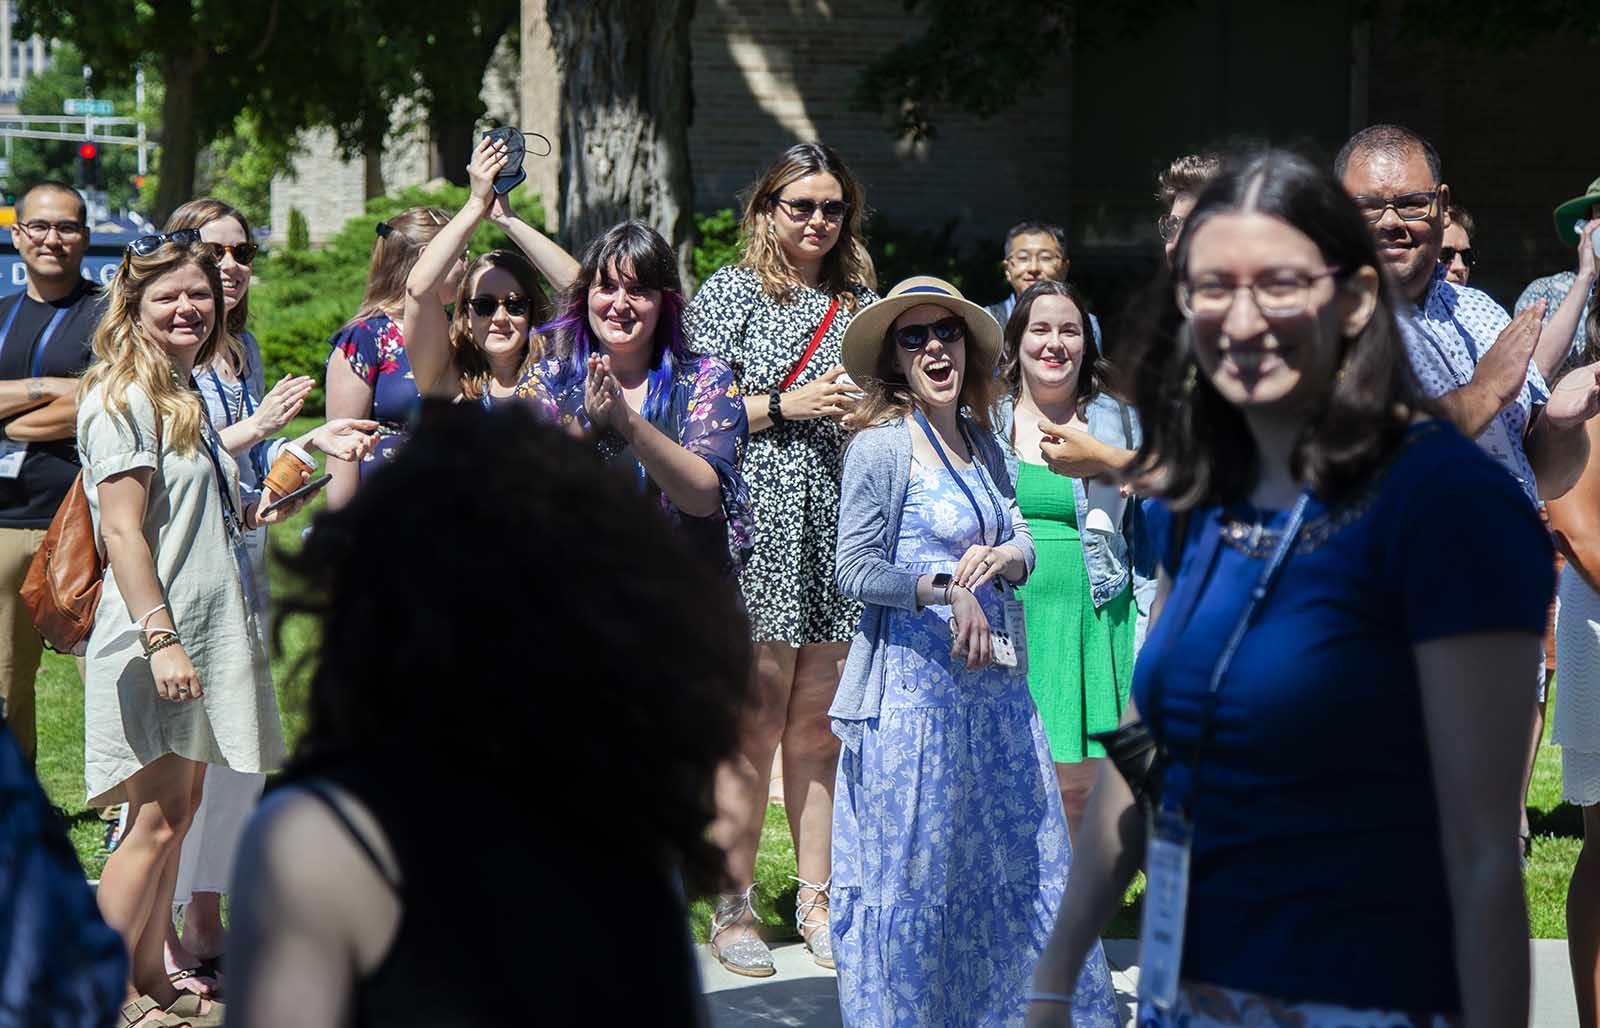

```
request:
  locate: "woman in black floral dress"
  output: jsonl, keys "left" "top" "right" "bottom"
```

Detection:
{"left": 686, "top": 143, "right": 877, "bottom": 977}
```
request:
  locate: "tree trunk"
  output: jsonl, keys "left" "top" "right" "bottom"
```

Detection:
{"left": 430, "top": 116, "right": 479, "bottom": 187}
{"left": 153, "top": 52, "right": 205, "bottom": 224}
{"left": 363, "top": 142, "right": 386, "bottom": 199}
{"left": 546, "top": 0, "right": 696, "bottom": 288}
{"left": 426, "top": 14, "right": 515, "bottom": 186}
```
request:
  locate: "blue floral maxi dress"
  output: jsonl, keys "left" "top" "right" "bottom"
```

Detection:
{"left": 831, "top": 461, "right": 1119, "bottom": 1028}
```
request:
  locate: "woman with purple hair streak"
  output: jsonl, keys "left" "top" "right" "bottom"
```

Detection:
{"left": 514, "top": 221, "right": 754, "bottom": 571}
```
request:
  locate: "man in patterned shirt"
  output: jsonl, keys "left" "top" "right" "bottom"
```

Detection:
{"left": 1337, "top": 125, "right": 1600, "bottom": 505}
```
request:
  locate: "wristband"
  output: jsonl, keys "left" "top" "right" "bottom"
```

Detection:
{"left": 768, "top": 391, "right": 786, "bottom": 426}
{"left": 142, "top": 632, "right": 181, "bottom": 658}
{"left": 931, "top": 572, "right": 953, "bottom": 606}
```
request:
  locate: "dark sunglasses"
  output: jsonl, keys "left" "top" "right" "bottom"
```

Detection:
{"left": 125, "top": 228, "right": 203, "bottom": 257}
{"left": 1439, "top": 245, "right": 1476, "bottom": 269}
{"left": 468, "top": 293, "right": 531, "bottom": 317}
{"left": 894, "top": 316, "right": 966, "bottom": 351}
{"left": 771, "top": 197, "right": 850, "bottom": 222}
{"left": 213, "top": 241, "right": 259, "bottom": 265}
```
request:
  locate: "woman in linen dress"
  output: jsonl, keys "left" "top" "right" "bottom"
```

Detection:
{"left": 685, "top": 143, "right": 877, "bottom": 973}
{"left": 78, "top": 238, "right": 315, "bottom": 1027}
{"left": 830, "top": 276, "right": 1117, "bottom": 1027}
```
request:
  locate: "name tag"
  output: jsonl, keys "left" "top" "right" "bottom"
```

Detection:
{"left": 0, "top": 439, "right": 28, "bottom": 479}
{"left": 993, "top": 586, "right": 1027, "bottom": 674}
{"left": 1137, "top": 807, "right": 1192, "bottom": 1010}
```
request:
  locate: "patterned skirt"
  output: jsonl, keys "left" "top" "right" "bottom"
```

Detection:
{"left": 1139, "top": 982, "right": 1455, "bottom": 1027}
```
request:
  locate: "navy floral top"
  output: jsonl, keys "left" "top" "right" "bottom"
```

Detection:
{"left": 327, "top": 313, "right": 420, "bottom": 477}
{"left": 515, "top": 353, "right": 755, "bottom": 573}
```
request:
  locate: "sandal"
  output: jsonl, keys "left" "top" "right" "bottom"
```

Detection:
{"left": 118, "top": 995, "right": 192, "bottom": 1028}
{"left": 165, "top": 993, "right": 225, "bottom": 1028}
{"left": 709, "top": 885, "right": 775, "bottom": 978}
{"left": 792, "top": 874, "right": 835, "bottom": 969}
{"left": 168, "top": 966, "right": 222, "bottom": 998}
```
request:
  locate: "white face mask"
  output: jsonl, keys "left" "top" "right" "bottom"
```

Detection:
{"left": 1576, "top": 220, "right": 1600, "bottom": 258}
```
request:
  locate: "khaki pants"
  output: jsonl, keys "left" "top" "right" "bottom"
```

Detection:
{"left": 0, "top": 527, "right": 46, "bottom": 765}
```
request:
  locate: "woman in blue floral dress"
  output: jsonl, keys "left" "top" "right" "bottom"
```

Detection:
{"left": 830, "top": 277, "right": 1118, "bottom": 1027}
{"left": 515, "top": 221, "right": 753, "bottom": 572}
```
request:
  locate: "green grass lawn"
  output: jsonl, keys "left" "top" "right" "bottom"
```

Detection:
{"left": 30, "top": 443, "right": 1587, "bottom": 938}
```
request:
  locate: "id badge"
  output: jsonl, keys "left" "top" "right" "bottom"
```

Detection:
{"left": 1137, "top": 806, "right": 1192, "bottom": 1011}
{"left": 0, "top": 439, "right": 27, "bottom": 479}
{"left": 997, "top": 586, "right": 1028, "bottom": 674}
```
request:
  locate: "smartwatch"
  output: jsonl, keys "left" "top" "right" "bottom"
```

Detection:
{"left": 931, "top": 572, "right": 953, "bottom": 606}
{"left": 768, "top": 391, "right": 786, "bottom": 426}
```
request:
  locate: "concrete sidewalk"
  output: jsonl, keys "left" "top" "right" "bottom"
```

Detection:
{"left": 702, "top": 939, "right": 1580, "bottom": 1027}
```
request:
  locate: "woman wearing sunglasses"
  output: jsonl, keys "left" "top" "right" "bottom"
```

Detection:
{"left": 79, "top": 237, "right": 318, "bottom": 1028}
{"left": 830, "top": 277, "right": 1118, "bottom": 1027}
{"left": 514, "top": 220, "right": 753, "bottom": 575}
{"left": 404, "top": 135, "right": 577, "bottom": 404}
{"left": 148, "top": 201, "right": 377, "bottom": 1000}
{"left": 684, "top": 143, "right": 876, "bottom": 975}
{"left": 1027, "top": 152, "right": 1547, "bottom": 1028}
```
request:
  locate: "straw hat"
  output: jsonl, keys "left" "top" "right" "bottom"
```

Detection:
{"left": 841, "top": 276, "right": 1003, "bottom": 386}
{"left": 1554, "top": 176, "right": 1600, "bottom": 248}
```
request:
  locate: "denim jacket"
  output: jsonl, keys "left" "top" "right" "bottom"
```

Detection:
{"left": 992, "top": 393, "right": 1140, "bottom": 609}
{"left": 830, "top": 415, "right": 1035, "bottom": 752}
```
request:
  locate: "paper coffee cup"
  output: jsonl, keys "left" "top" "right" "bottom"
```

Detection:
{"left": 263, "top": 442, "right": 314, "bottom": 496}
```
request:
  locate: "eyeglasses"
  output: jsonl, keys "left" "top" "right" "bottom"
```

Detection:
{"left": 1351, "top": 191, "right": 1440, "bottom": 224}
{"left": 125, "top": 229, "right": 203, "bottom": 256}
{"left": 16, "top": 219, "right": 87, "bottom": 242}
{"left": 1177, "top": 267, "right": 1344, "bottom": 320}
{"left": 771, "top": 197, "right": 849, "bottom": 223}
{"left": 1005, "top": 249, "right": 1064, "bottom": 267}
{"left": 1439, "top": 245, "right": 1476, "bottom": 269}
{"left": 467, "top": 293, "right": 531, "bottom": 317}
{"left": 212, "top": 242, "right": 259, "bottom": 266}
{"left": 894, "top": 316, "right": 966, "bottom": 351}
{"left": 1157, "top": 213, "right": 1184, "bottom": 242}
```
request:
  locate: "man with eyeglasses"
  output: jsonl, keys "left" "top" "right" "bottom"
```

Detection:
{"left": 985, "top": 221, "right": 1100, "bottom": 333}
{"left": 0, "top": 181, "right": 103, "bottom": 765}
{"left": 1441, "top": 204, "right": 1477, "bottom": 287}
{"left": 1337, "top": 124, "right": 1599, "bottom": 507}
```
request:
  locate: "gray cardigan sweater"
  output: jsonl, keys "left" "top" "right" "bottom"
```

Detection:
{"left": 829, "top": 414, "right": 1036, "bottom": 752}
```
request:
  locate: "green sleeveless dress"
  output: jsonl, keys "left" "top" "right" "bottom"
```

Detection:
{"left": 1014, "top": 461, "right": 1134, "bottom": 763}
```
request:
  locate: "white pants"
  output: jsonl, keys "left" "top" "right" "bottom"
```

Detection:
{"left": 174, "top": 764, "right": 266, "bottom": 902}
{"left": 1555, "top": 565, "right": 1600, "bottom": 806}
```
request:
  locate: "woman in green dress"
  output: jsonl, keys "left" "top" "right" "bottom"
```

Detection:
{"left": 993, "top": 280, "right": 1139, "bottom": 839}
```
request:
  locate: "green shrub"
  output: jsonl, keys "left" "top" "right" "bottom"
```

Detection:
{"left": 694, "top": 208, "right": 743, "bottom": 283}
{"left": 251, "top": 185, "right": 548, "bottom": 414}
{"left": 286, "top": 207, "right": 310, "bottom": 252}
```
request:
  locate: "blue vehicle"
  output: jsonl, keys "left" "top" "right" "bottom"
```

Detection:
{"left": 0, "top": 217, "right": 151, "bottom": 297}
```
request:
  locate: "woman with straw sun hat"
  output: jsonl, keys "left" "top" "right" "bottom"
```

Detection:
{"left": 828, "top": 276, "right": 1117, "bottom": 1026}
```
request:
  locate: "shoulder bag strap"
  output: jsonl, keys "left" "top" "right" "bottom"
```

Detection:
{"left": 779, "top": 297, "right": 841, "bottom": 391}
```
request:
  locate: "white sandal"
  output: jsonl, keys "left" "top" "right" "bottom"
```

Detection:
{"left": 792, "top": 875, "right": 834, "bottom": 969}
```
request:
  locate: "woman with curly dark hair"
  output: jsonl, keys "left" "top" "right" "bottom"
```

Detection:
{"left": 224, "top": 401, "right": 752, "bottom": 1027}
{"left": 1028, "top": 150, "right": 1548, "bottom": 1028}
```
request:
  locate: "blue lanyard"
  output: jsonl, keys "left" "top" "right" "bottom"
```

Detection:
{"left": 206, "top": 367, "right": 266, "bottom": 483}
{"left": 0, "top": 300, "right": 70, "bottom": 379}
{"left": 912, "top": 409, "right": 1004, "bottom": 546}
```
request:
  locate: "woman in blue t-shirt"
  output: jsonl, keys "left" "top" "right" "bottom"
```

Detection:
{"left": 1026, "top": 150, "right": 1552, "bottom": 1027}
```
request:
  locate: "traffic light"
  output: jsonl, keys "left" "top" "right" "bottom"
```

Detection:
{"left": 75, "top": 141, "right": 100, "bottom": 188}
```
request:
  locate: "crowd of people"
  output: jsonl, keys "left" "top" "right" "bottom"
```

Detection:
{"left": 0, "top": 120, "right": 1598, "bottom": 1028}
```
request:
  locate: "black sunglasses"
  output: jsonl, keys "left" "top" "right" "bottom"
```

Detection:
{"left": 125, "top": 228, "right": 204, "bottom": 257}
{"left": 468, "top": 293, "right": 531, "bottom": 318}
{"left": 894, "top": 316, "right": 966, "bottom": 351}
{"left": 771, "top": 197, "right": 850, "bottom": 222}
{"left": 213, "top": 241, "right": 259, "bottom": 266}
{"left": 1439, "top": 245, "right": 1476, "bottom": 269}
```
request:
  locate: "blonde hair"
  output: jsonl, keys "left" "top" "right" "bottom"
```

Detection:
{"left": 737, "top": 143, "right": 876, "bottom": 311}
{"left": 79, "top": 243, "right": 226, "bottom": 455}
{"left": 165, "top": 197, "right": 251, "bottom": 375}
{"left": 451, "top": 250, "right": 552, "bottom": 401}
{"left": 349, "top": 206, "right": 451, "bottom": 327}
{"left": 846, "top": 308, "right": 998, "bottom": 434}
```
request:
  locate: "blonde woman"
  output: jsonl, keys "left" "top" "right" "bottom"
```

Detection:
{"left": 325, "top": 206, "right": 460, "bottom": 508}
{"left": 685, "top": 142, "right": 877, "bottom": 974}
{"left": 78, "top": 237, "right": 316, "bottom": 1027}
{"left": 404, "top": 135, "right": 576, "bottom": 403}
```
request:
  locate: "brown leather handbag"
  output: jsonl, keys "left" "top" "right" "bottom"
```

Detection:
{"left": 21, "top": 471, "right": 103, "bottom": 654}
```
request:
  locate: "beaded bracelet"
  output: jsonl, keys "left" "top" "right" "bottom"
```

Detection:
{"left": 142, "top": 633, "right": 182, "bottom": 659}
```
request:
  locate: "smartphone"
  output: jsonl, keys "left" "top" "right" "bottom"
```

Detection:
{"left": 259, "top": 473, "right": 332, "bottom": 517}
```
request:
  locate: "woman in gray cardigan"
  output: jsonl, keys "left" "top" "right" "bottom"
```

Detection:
{"left": 827, "top": 277, "right": 1117, "bottom": 1027}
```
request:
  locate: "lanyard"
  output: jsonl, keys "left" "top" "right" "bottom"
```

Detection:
{"left": 0, "top": 300, "right": 70, "bottom": 379}
{"left": 1159, "top": 493, "right": 1310, "bottom": 818}
{"left": 912, "top": 409, "right": 1004, "bottom": 547}
{"left": 205, "top": 367, "right": 266, "bottom": 483}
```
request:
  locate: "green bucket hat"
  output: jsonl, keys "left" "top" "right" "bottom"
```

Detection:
{"left": 1554, "top": 176, "right": 1600, "bottom": 248}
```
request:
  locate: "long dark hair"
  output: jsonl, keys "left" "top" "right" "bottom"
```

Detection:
{"left": 539, "top": 221, "right": 694, "bottom": 425}
{"left": 1127, "top": 148, "right": 1426, "bottom": 509}
{"left": 277, "top": 402, "right": 752, "bottom": 894}
{"left": 1000, "top": 280, "right": 1108, "bottom": 417}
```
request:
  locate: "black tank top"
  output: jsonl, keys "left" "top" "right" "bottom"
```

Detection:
{"left": 282, "top": 754, "right": 708, "bottom": 1027}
